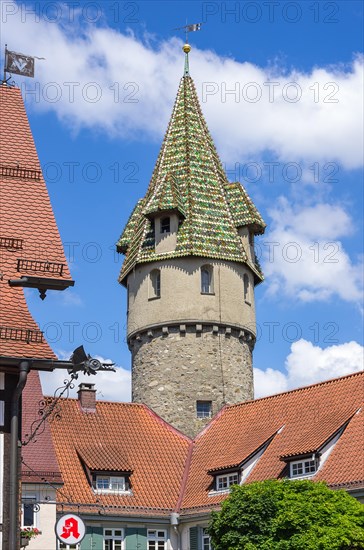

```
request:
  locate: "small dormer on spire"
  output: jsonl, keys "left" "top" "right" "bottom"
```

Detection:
{"left": 143, "top": 173, "right": 186, "bottom": 220}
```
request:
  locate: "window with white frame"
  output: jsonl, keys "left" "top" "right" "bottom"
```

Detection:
{"left": 216, "top": 472, "right": 239, "bottom": 491}
{"left": 290, "top": 459, "right": 317, "bottom": 478}
{"left": 196, "top": 401, "right": 212, "bottom": 419}
{"left": 58, "top": 543, "right": 80, "bottom": 550}
{"left": 147, "top": 529, "right": 166, "bottom": 550}
{"left": 21, "top": 496, "right": 38, "bottom": 528}
{"left": 202, "top": 527, "right": 212, "bottom": 550}
{"left": 201, "top": 265, "right": 213, "bottom": 294}
{"left": 104, "top": 528, "right": 123, "bottom": 550}
{"left": 95, "top": 475, "right": 126, "bottom": 493}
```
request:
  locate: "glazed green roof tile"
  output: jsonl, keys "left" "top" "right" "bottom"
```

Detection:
{"left": 143, "top": 173, "right": 186, "bottom": 218}
{"left": 224, "top": 182, "right": 266, "bottom": 233}
{"left": 117, "top": 74, "right": 265, "bottom": 283}
{"left": 117, "top": 198, "right": 145, "bottom": 253}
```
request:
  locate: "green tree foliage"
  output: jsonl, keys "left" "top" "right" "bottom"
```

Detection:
{"left": 209, "top": 479, "right": 364, "bottom": 550}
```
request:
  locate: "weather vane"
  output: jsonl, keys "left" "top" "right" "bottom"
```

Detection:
{"left": 174, "top": 22, "right": 202, "bottom": 43}
{"left": 173, "top": 22, "right": 202, "bottom": 76}
{"left": 2, "top": 44, "right": 45, "bottom": 84}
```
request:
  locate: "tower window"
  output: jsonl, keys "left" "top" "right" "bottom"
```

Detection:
{"left": 243, "top": 273, "right": 250, "bottom": 304}
{"left": 201, "top": 265, "right": 213, "bottom": 294}
{"left": 149, "top": 269, "right": 161, "bottom": 299}
{"left": 160, "top": 217, "right": 170, "bottom": 234}
{"left": 196, "top": 401, "right": 212, "bottom": 418}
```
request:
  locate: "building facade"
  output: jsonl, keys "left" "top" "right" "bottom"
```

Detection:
{"left": 117, "top": 47, "right": 266, "bottom": 437}
{"left": 48, "top": 372, "right": 364, "bottom": 550}
{"left": 0, "top": 82, "right": 73, "bottom": 549}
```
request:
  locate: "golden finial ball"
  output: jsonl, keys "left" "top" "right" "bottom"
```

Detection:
{"left": 183, "top": 43, "right": 191, "bottom": 54}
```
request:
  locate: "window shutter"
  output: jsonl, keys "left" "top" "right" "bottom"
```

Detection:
{"left": 125, "top": 527, "right": 147, "bottom": 550}
{"left": 80, "top": 526, "right": 103, "bottom": 550}
{"left": 190, "top": 526, "right": 202, "bottom": 550}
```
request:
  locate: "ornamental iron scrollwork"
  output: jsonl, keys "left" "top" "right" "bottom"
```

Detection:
{"left": 22, "top": 373, "right": 78, "bottom": 446}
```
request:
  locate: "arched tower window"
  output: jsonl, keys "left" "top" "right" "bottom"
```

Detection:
{"left": 160, "top": 217, "right": 170, "bottom": 234}
{"left": 244, "top": 273, "right": 250, "bottom": 304}
{"left": 201, "top": 265, "right": 213, "bottom": 294}
{"left": 149, "top": 269, "right": 161, "bottom": 299}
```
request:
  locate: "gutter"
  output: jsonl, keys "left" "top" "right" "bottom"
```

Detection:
{"left": 170, "top": 440, "right": 195, "bottom": 549}
{"left": 9, "top": 360, "right": 30, "bottom": 550}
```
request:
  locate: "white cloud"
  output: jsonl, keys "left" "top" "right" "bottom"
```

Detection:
{"left": 1, "top": 1, "right": 363, "bottom": 168}
{"left": 261, "top": 199, "right": 363, "bottom": 303}
{"left": 254, "top": 339, "right": 364, "bottom": 398}
{"left": 39, "top": 352, "right": 131, "bottom": 402}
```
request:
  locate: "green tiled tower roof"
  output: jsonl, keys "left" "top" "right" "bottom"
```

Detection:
{"left": 117, "top": 52, "right": 265, "bottom": 284}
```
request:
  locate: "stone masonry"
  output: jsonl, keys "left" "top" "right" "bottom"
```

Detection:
{"left": 130, "top": 324, "right": 254, "bottom": 437}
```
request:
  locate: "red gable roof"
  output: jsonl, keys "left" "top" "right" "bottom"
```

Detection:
{"left": 0, "top": 83, "right": 73, "bottom": 360}
{"left": 49, "top": 372, "right": 364, "bottom": 516}
{"left": 49, "top": 399, "right": 191, "bottom": 515}
{"left": 0, "top": 83, "right": 73, "bottom": 483}
{"left": 182, "top": 371, "right": 364, "bottom": 512}
{"left": 21, "top": 370, "right": 62, "bottom": 483}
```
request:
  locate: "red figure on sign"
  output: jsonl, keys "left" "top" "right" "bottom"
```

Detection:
{"left": 61, "top": 517, "right": 80, "bottom": 539}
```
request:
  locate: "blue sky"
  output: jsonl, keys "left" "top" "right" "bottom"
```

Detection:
{"left": 1, "top": 0, "right": 363, "bottom": 400}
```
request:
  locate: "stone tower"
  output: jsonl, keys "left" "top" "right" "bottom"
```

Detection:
{"left": 117, "top": 45, "right": 266, "bottom": 437}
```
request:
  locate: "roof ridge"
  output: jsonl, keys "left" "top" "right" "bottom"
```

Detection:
{"left": 226, "top": 370, "right": 364, "bottom": 410}
{"left": 141, "top": 403, "right": 192, "bottom": 442}
{"left": 44, "top": 396, "right": 145, "bottom": 407}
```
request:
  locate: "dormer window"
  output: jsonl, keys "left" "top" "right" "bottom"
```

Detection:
{"left": 93, "top": 474, "right": 130, "bottom": 494}
{"left": 160, "top": 216, "right": 170, "bottom": 234}
{"left": 216, "top": 472, "right": 239, "bottom": 491}
{"left": 290, "top": 458, "right": 317, "bottom": 478}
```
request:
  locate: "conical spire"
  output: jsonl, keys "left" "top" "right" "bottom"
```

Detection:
{"left": 117, "top": 52, "right": 265, "bottom": 284}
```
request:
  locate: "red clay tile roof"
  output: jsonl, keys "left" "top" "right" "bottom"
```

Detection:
{"left": 49, "top": 399, "right": 191, "bottom": 514}
{"left": 0, "top": 83, "right": 72, "bottom": 360}
{"left": 22, "top": 370, "right": 62, "bottom": 483}
{"left": 181, "top": 372, "right": 364, "bottom": 512}
{"left": 49, "top": 372, "right": 363, "bottom": 516}
{"left": 77, "top": 444, "right": 133, "bottom": 473}
{"left": 0, "top": 83, "right": 72, "bottom": 483}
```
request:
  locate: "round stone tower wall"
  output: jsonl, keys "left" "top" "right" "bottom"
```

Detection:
{"left": 130, "top": 324, "right": 254, "bottom": 438}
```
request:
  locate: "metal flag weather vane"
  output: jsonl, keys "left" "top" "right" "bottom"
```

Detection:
{"left": 174, "top": 22, "right": 202, "bottom": 43}
{"left": 3, "top": 44, "right": 45, "bottom": 82}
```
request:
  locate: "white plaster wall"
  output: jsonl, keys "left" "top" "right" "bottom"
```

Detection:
{"left": 127, "top": 258, "right": 256, "bottom": 337}
{"left": 24, "top": 487, "right": 57, "bottom": 550}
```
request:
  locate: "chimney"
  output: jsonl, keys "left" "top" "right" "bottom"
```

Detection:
{"left": 77, "top": 383, "right": 96, "bottom": 411}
